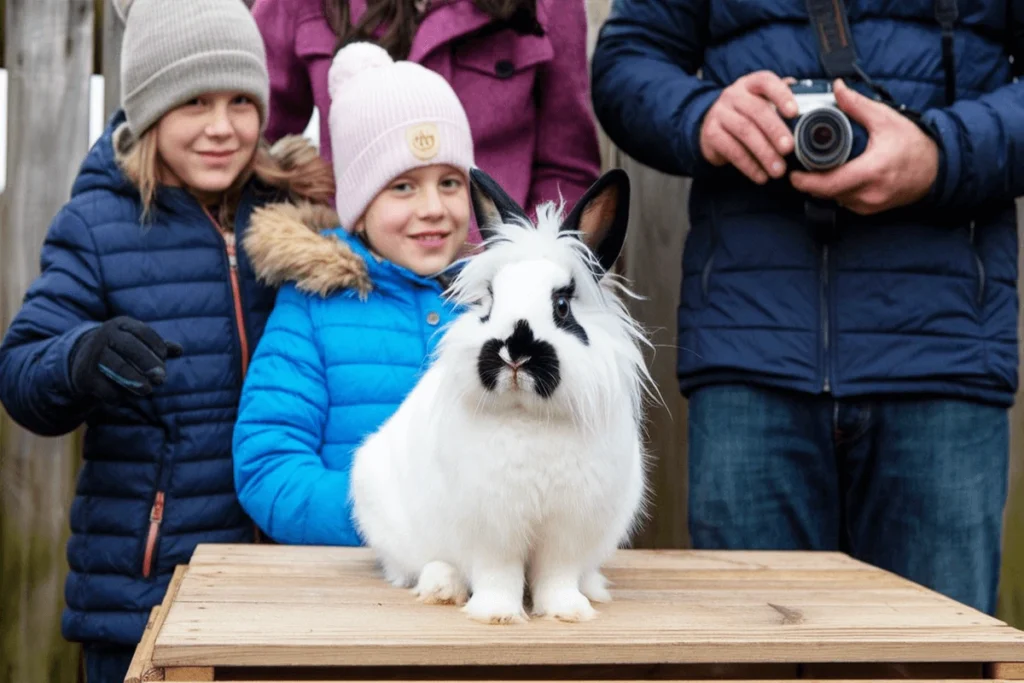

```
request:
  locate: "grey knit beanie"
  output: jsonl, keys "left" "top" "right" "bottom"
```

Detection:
{"left": 114, "top": 0, "right": 270, "bottom": 137}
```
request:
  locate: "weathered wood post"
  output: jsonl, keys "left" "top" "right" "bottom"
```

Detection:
{"left": 585, "top": 0, "right": 691, "bottom": 549}
{"left": 101, "top": 0, "right": 123, "bottom": 120}
{"left": 0, "top": 2, "right": 95, "bottom": 683}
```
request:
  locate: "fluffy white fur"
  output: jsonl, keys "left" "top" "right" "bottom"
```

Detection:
{"left": 350, "top": 182, "right": 652, "bottom": 625}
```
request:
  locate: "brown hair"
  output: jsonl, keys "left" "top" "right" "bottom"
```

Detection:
{"left": 322, "top": 0, "right": 539, "bottom": 61}
{"left": 119, "top": 129, "right": 336, "bottom": 228}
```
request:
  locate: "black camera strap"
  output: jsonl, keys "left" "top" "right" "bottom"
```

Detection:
{"left": 803, "top": 0, "right": 956, "bottom": 124}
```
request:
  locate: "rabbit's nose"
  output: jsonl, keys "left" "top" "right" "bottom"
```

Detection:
{"left": 498, "top": 346, "right": 530, "bottom": 369}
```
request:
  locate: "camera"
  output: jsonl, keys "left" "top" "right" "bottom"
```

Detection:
{"left": 786, "top": 79, "right": 854, "bottom": 171}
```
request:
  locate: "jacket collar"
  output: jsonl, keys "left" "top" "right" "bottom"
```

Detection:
{"left": 347, "top": 0, "right": 494, "bottom": 62}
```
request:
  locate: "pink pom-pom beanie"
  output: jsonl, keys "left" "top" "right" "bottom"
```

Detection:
{"left": 328, "top": 42, "right": 475, "bottom": 231}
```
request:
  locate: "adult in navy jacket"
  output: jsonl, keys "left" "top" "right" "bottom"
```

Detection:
{"left": 591, "top": 0, "right": 1022, "bottom": 614}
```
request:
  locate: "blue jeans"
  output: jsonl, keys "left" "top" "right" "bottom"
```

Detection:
{"left": 687, "top": 384, "right": 1009, "bottom": 614}
{"left": 83, "top": 644, "right": 135, "bottom": 683}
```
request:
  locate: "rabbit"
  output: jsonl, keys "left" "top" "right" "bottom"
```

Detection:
{"left": 349, "top": 167, "right": 654, "bottom": 624}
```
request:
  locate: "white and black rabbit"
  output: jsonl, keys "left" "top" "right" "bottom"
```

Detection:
{"left": 349, "top": 167, "right": 653, "bottom": 624}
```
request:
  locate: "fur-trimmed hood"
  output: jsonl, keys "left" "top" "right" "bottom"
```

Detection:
{"left": 244, "top": 201, "right": 371, "bottom": 297}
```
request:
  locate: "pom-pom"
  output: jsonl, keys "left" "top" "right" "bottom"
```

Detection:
{"left": 111, "top": 0, "right": 134, "bottom": 23}
{"left": 328, "top": 42, "right": 393, "bottom": 96}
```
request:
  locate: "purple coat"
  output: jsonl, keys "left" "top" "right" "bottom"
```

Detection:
{"left": 252, "top": 0, "right": 602, "bottom": 240}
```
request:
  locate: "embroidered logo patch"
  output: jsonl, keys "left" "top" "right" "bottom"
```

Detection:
{"left": 406, "top": 123, "right": 439, "bottom": 160}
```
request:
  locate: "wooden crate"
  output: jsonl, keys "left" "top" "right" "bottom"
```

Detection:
{"left": 125, "top": 545, "right": 1024, "bottom": 683}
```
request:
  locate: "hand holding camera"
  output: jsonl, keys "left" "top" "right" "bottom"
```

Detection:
{"left": 699, "top": 70, "right": 799, "bottom": 185}
{"left": 701, "top": 72, "right": 939, "bottom": 215}
{"left": 789, "top": 78, "right": 939, "bottom": 215}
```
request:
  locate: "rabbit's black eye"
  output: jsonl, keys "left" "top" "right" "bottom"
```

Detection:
{"left": 554, "top": 297, "right": 570, "bottom": 319}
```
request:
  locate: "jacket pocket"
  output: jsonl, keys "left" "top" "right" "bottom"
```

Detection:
{"left": 452, "top": 28, "right": 553, "bottom": 80}
{"left": 141, "top": 490, "right": 165, "bottom": 579}
{"left": 968, "top": 221, "right": 986, "bottom": 307}
{"left": 699, "top": 207, "right": 719, "bottom": 305}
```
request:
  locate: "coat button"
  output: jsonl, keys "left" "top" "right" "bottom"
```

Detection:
{"left": 426, "top": 312, "right": 440, "bottom": 325}
{"left": 495, "top": 59, "right": 515, "bottom": 79}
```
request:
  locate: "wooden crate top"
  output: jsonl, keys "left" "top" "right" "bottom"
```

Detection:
{"left": 150, "top": 544, "right": 1024, "bottom": 669}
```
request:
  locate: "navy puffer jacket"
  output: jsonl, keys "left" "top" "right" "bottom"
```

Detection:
{"left": 591, "top": 0, "right": 1022, "bottom": 405}
{"left": 0, "top": 112, "right": 322, "bottom": 646}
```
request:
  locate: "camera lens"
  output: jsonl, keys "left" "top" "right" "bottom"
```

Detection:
{"left": 793, "top": 107, "right": 853, "bottom": 171}
{"left": 810, "top": 123, "right": 834, "bottom": 149}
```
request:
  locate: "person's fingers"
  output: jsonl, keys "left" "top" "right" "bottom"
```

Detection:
{"left": 97, "top": 346, "right": 154, "bottom": 396}
{"left": 745, "top": 71, "right": 799, "bottom": 119}
{"left": 118, "top": 317, "right": 171, "bottom": 360}
{"left": 109, "top": 332, "right": 166, "bottom": 385}
{"left": 733, "top": 89, "right": 794, "bottom": 157}
{"left": 832, "top": 78, "right": 889, "bottom": 130}
{"left": 165, "top": 341, "right": 184, "bottom": 359}
{"left": 790, "top": 155, "right": 875, "bottom": 198}
{"left": 717, "top": 106, "right": 786, "bottom": 178}
{"left": 704, "top": 118, "right": 768, "bottom": 184}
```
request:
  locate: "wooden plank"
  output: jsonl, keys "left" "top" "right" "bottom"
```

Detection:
{"left": 163, "top": 667, "right": 214, "bottom": 682}
{"left": 125, "top": 607, "right": 165, "bottom": 683}
{"left": 988, "top": 662, "right": 1024, "bottom": 679}
{"left": 101, "top": 0, "right": 124, "bottom": 118}
{"left": 187, "top": 544, "right": 870, "bottom": 572}
{"left": 149, "top": 547, "right": 1024, "bottom": 670}
{"left": 125, "top": 564, "right": 189, "bottom": 683}
{"left": 0, "top": 2, "right": 94, "bottom": 683}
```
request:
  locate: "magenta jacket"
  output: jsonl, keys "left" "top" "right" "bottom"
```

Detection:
{"left": 252, "top": 0, "right": 601, "bottom": 236}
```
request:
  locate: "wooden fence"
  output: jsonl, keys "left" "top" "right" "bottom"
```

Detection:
{"left": 0, "top": 2, "right": 1021, "bottom": 683}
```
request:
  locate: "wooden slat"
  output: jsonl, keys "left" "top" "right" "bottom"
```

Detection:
{"left": 989, "top": 662, "right": 1024, "bottom": 679}
{"left": 150, "top": 546, "right": 1024, "bottom": 670}
{"left": 125, "top": 564, "right": 190, "bottom": 683}
{"left": 163, "top": 667, "right": 213, "bottom": 681}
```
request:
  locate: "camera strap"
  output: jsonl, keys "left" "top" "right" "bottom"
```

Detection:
{"left": 803, "top": 0, "right": 950, "bottom": 136}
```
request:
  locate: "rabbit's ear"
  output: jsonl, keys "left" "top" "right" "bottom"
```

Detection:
{"left": 560, "top": 168, "right": 630, "bottom": 275}
{"left": 469, "top": 167, "right": 530, "bottom": 245}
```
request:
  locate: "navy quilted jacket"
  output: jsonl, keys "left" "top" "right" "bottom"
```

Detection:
{"left": 0, "top": 112, "right": 292, "bottom": 646}
{"left": 591, "top": 0, "right": 1022, "bottom": 405}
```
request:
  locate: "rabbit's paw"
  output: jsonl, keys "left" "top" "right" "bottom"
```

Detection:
{"left": 462, "top": 591, "right": 529, "bottom": 625}
{"left": 414, "top": 561, "right": 468, "bottom": 606}
{"left": 580, "top": 570, "right": 612, "bottom": 603}
{"left": 531, "top": 587, "right": 597, "bottom": 623}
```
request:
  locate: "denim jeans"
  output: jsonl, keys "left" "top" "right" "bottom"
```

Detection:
{"left": 83, "top": 644, "right": 135, "bottom": 683}
{"left": 687, "top": 383, "right": 1009, "bottom": 615}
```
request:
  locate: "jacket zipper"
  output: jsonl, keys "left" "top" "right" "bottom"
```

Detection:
{"left": 142, "top": 491, "right": 165, "bottom": 578}
{"left": 202, "top": 207, "right": 251, "bottom": 378}
{"left": 202, "top": 206, "right": 261, "bottom": 541}
{"left": 821, "top": 245, "right": 831, "bottom": 393}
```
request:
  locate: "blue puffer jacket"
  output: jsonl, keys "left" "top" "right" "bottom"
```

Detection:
{"left": 0, "top": 112, "right": 323, "bottom": 646}
{"left": 232, "top": 203, "right": 463, "bottom": 546}
{"left": 591, "top": 0, "right": 1022, "bottom": 406}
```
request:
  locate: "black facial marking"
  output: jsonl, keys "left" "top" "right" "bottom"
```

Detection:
{"left": 475, "top": 320, "right": 561, "bottom": 398}
{"left": 551, "top": 280, "right": 589, "bottom": 346}
{"left": 477, "top": 338, "right": 504, "bottom": 391}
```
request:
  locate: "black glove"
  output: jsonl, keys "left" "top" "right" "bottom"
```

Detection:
{"left": 70, "top": 316, "right": 184, "bottom": 401}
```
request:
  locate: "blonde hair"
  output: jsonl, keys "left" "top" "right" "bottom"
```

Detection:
{"left": 118, "top": 127, "right": 335, "bottom": 226}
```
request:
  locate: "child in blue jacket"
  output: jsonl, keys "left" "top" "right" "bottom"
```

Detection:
{"left": 233, "top": 42, "right": 476, "bottom": 546}
{"left": 0, "top": 1, "right": 333, "bottom": 679}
